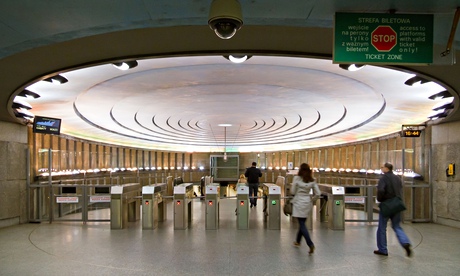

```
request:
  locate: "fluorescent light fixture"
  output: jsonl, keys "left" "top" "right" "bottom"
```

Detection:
{"left": 428, "top": 110, "right": 449, "bottom": 120}
{"left": 339, "top": 64, "right": 364, "bottom": 71}
{"left": 218, "top": 123, "right": 232, "bottom": 127}
{"left": 112, "top": 60, "right": 138, "bottom": 70}
{"left": 428, "top": 90, "right": 452, "bottom": 100}
{"left": 44, "top": 75, "right": 68, "bottom": 85}
{"left": 14, "top": 108, "right": 34, "bottom": 118}
{"left": 18, "top": 89, "right": 40, "bottom": 99}
{"left": 229, "top": 55, "right": 250, "bottom": 63}
{"left": 404, "top": 76, "right": 430, "bottom": 86}
{"left": 432, "top": 101, "right": 454, "bottom": 111}
{"left": 12, "top": 98, "right": 32, "bottom": 110}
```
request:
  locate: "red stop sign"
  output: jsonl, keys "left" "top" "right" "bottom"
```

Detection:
{"left": 371, "top": 26, "right": 397, "bottom": 52}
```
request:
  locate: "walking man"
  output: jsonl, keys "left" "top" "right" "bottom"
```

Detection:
{"left": 245, "top": 162, "right": 262, "bottom": 208}
{"left": 374, "top": 162, "right": 412, "bottom": 257}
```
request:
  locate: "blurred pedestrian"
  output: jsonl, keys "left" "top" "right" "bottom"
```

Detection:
{"left": 291, "top": 163, "right": 321, "bottom": 254}
{"left": 374, "top": 162, "right": 412, "bottom": 257}
{"left": 245, "top": 162, "right": 262, "bottom": 208}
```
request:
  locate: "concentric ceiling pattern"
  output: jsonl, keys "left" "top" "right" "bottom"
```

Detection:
{"left": 26, "top": 56, "right": 446, "bottom": 152}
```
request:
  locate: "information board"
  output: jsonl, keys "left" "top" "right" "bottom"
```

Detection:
{"left": 33, "top": 115, "right": 61, "bottom": 135}
{"left": 334, "top": 13, "right": 433, "bottom": 65}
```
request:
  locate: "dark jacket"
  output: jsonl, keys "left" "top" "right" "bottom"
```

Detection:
{"left": 245, "top": 166, "right": 262, "bottom": 183}
{"left": 377, "top": 171, "right": 402, "bottom": 202}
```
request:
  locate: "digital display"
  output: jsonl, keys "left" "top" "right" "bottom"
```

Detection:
{"left": 33, "top": 116, "right": 61, "bottom": 135}
{"left": 401, "top": 130, "right": 422, "bottom": 137}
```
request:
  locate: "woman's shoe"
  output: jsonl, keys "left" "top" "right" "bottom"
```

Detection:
{"left": 293, "top": 242, "right": 301, "bottom": 248}
{"left": 308, "top": 245, "right": 315, "bottom": 254}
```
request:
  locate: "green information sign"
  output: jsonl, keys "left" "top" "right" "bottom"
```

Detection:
{"left": 333, "top": 13, "right": 433, "bottom": 65}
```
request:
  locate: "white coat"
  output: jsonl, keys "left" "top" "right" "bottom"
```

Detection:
{"left": 291, "top": 175, "right": 321, "bottom": 218}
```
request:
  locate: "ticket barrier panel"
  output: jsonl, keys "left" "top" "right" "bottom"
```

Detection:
{"left": 316, "top": 194, "right": 328, "bottom": 223}
{"left": 205, "top": 184, "right": 220, "bottom": 230}
{"left": 328, "top": 186, "right": 345, "bottom": 230}
{"left": 110, "top": 183, "right": 141, "bottom": 229}
{"left": 317, "top": 184, "right": 345, "bottom": 230}
{"left": 263, "top": 183, "right": 281, "bottom": 230}
{"left": 142, "top": 183, "right": 167, "bottom": 230}
{"left": 173, "top": 183, "right": 194, "bottom": 230}
{"left": 236, "top": 186, "right": 249, "bottom": 229}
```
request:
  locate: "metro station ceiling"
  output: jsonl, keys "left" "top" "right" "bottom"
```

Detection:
{"left": 23, "top": 56, "right": 447, "bottom": 152}
{"left": 1, "top": 1, "right": 459, "bottom": 152}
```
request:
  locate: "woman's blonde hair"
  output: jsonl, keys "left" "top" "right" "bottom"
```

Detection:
{"left": 239, "top": 174, "right": 245, "bottom": 179}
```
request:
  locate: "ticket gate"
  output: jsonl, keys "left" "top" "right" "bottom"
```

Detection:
{"left": 328, "top": 186, "right": 345, "bottom": 230}
{"left": 263, "top": 183, "right": 281, "bottom": 230}
{"left": 236, "top": 186, "right": 249, "bottom": 229}
{"left": 173, "top": 183, "right": 194, "bottom": 230}
{"left": 205, "top": 184, "right": 220, "bottom": 230}
{"left": 110, "top": 183, "right": 141, "bottom": 229}
{"left": 142, "top": 183, "right": 167, "bottom": 230}
{"left": 317, "top": 184, "right": 345, "bottom": 230}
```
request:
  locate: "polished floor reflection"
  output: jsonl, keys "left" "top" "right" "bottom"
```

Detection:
{"left": 1, "top": 198, "right": 459, "bottom": 275}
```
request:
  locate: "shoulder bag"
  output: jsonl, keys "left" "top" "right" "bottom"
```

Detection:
{"left": 379, "top": 177, "right": 406, "bottom": 217}
{"left": 283, "top": 200, "right": 292, "bottom": 216}
{"left": 379, "top": 196, "right": 406, "bottom": 217}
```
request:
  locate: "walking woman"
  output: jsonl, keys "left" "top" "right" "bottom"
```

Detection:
{"left": 291, "top": 163, "right": 321, "bottom": 254}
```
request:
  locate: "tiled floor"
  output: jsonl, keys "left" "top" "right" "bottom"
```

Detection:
{"left": 1, "top": 197, "right": 459, "bottom": 276}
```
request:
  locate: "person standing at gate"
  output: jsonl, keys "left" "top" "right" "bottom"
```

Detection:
{"left": 291, "top": 163, "right": 321, "bottom": 254}
{"left": 374, "top": 162, "right": 412, "bottom": 257}
{"left": 245, "top": 162, "right": 262, "bottom": 208}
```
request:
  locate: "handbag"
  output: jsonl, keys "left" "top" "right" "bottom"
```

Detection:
{"left": 283, "top": 201, "right": 292, "bottom": 216}
{"left": 379, "top": 196, "right": 406, "bottom": 217}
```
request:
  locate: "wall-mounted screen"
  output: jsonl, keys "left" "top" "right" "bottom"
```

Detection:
{"left": 33, "top": 116, "right": 61, "bottom": 135}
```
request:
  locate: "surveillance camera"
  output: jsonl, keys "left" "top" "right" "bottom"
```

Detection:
{"left": 208, "top": 0, "right": 243, "bottom": 39}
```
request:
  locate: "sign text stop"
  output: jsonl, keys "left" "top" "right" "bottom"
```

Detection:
{"left": 371, "top": 26, "right": 397, "bottom": 52}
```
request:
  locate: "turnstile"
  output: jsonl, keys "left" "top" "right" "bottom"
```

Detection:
{"left": 142, "top": 183, "right": 167, "bottom": 230}
{"left": 236, "top": 186, "right": 249, "bottom": 229}
{"left": 317, "top": 184, "right": 345, "bottom": 230}
{"left": 328, "top": 186, "right": 345, "bottom": 230}
{"left": 263, "top": 183, "right": 281, "bottom": 230}
{"left": 317, "top": 193, "right": 328, "bottom": 223}
{"left": 205, "top": 184, "right": 220, "bottom": 230}
{"left": 173, "top": 183, "right": 194, "bottom": 230}
{"left": 110, "top": 183, "right": 141, "bottom": 229}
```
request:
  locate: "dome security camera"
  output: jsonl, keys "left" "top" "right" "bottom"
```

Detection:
{"left": 208, "top": 0, "right": 243, "bottom": 39}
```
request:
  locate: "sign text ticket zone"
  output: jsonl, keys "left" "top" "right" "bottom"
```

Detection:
{"left": 334, "top": 13, "right": 433, "bottom": 64}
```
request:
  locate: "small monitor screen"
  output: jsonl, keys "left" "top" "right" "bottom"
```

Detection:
{"left": 33, "top": 116, "right": 61, "bottom": 135}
